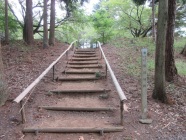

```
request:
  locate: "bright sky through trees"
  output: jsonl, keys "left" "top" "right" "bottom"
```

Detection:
{"left": 82, "top": 0, "right": 100, "bottom": 14}
{"left": 9, "top": 0, "right": 99, "bottom": 21}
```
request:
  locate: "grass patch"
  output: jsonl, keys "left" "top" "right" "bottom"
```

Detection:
{"left": 147, "top": 59, "right": 155, "bottom": 71}
{"left": 111, "top": 37, "right": 186, "bottom": 77}
{"left": 176, "top": 59, "right": 186, "bottom": 76}
{"left": 126, "top": 63, "right": 140, "bottom": 76}
{"left": 174, "top": 37, "right": 186, "bottom": 53}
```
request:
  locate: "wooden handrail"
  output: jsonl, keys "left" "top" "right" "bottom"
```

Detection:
{"left": 97, "top": 41, "right": 127, "bottom": 101}
{"left": 14, "top": 41, "right": 77, "bottom": 103}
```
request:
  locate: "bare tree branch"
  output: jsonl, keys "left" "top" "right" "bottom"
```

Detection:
{"left": 8, "top": 4, "right": 23, "bottom": 28}
{"left": 18, "top": 0, "right": 26, "bottom": 20}
{"left": 33, "top": 13, "right": 44, "bottom": 34}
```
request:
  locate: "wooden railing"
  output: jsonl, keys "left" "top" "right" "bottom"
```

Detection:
{"left": 14, "top": 41, "right": 77, "bottom": 103}
{"left": 97, "top": 41, "right": 127, "bottom": 101}
{"left": 97, "top": 41, "right": 127, "bottom": 125}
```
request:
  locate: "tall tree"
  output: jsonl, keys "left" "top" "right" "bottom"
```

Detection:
{"left": 5, "top": 0, "right": 9, "bottom": 44}
{"left": 8, "top": 0, "right": 88, "bottom": 41}
{"left": 92, "top": 9, "right": 114, "bottom": 44}
{"left": 43, "top": 0, "right": 48, "bottom": 48}
{"left": 23, "top": 0, "right": 34, "bottom": 45}
{"left": 151, "top": 0, "right": 156, "bottom": 42}
{"left": 152, "top": 0, "right": 168, "bottom": 102}
{"left": 165, "top": 0, "right": 177, "bottom": 82}
{"left": 0, "top": 41, "right": 7, "bottom": 106}
{"left": 107, "top": 0, "right": 152, "bottom": 38}
{"left": 49, "top": 0, "right": 55, "bottom": 46}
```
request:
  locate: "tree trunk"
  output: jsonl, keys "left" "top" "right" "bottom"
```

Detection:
{"left": 49, "top": 0, "right": 55, "bottom": 46}
{"left": 181, "top": 45, "right": 186, "bottom": 56}
{"left": 165, "top": 0, "right": 177, "bottom": 82}
{"left": 23, "top": 0, "right": 34, "bottom": 45}
{"left": 152, "top": 0, "right": 168, "bottom": 103}
{"left": 43, "top": 0, "right": 48, "bottom": 48}
{"left": 152, "top": 0, "right": 156, "bottom": 42}
{"left": 5, "top": 0, "right": 9, "bottom": 44}
{"left": 0, "top": 41, "right": 8, "bottom": 106}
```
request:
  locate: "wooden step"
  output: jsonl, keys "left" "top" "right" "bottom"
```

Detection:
{"left": 50, "top": 89, "right": 110, "bottom": 93}
{"left": 23, "top": 126, "right": 124, "bottom": 133}
{"left": 75, "top": 52, "right": 96, "bottom": 55}
{"left": 75, "top": 49, "right": 95, "bottom": 52}
{"left": 58, "top": 77, "right": 99, "bottom": 81}
{"left": 40, "top": 106, "right": 115, "bottom": 111}
{"left": 71, "top": 58, "right": 99, "bottom": 61}
{"left": 62, "top": 70, "right": 99, "bottom": 74}
{"left": 67, "top": 61, "right": 99, "bottom": 65}
{"left": 73, "top": 54, "right": 97, "bottom": 57}
{"left": 67, "top": 65, "right": 102, "bottom": 68}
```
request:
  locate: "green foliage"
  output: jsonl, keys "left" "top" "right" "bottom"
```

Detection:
{"left": 91, "top": 8, "right": 114, "bottom": 44}
{"left": 175, "top": 3, "right": 186, "bottom": 36}
{"left": 147, "top": 59, "right": 155, "bottom": 72}
{"left": 7, "top": 0, "right": 88, "bottom": 40}
{"left": 176, "top": 59, "right": 186, "bottom": 75}
{"left": 56, "top": 7, "right": 89, "bottom": 43}
{"left": 0, "top": 0, "right": 21, "bottom": 39}
{"left": 113, "top": 37, "right": 186, "bottom": 77}
{"left": 174, "top": 37, "right": 186, "bottom": 53}
{"left": 132, "top": 0, "right": 146, "bottom": 5}
{"left": 110, "top": 37, "right": 152, "bottom": 76}
{"left": 177, "top": 0, "right": 186, "bottom": 4}
{"left": 104, "top": 0, "right": 152, "bottom": 38}
{"left": 95, "top": 71, "right": 102, "bottom": 78}
{"left": 80, "top": 25, "right": 98, "bottom": 44}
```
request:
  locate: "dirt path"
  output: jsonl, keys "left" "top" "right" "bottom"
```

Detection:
{"left": 22, "top": 48, "right": 123, "bottom": 140}
{"left": 0, "top": 42, "right": 185, "bottom": 140}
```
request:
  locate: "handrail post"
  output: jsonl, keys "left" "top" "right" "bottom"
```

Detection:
{"left": 73, "top": 43, "right": 76, "bottom": 52}
{"left": 66, "top": 50, "right": 68, "bottom": 60}
{"left": 120, "top": 100, "right": 124, "bottom": 125}
{"left": 52, "top": 65, "right": 55, "bottom": 80}
{"left": 20, "top": 100, "right": 26, "bottom": 123}
{"left": 97, "top": 41, "right": 127, "bottom": 101}
{"left": 105, "top": 64, "right": 107, "bottom": 78}
{"left": 97, "top": 41, "right": 127, "bottom": 126}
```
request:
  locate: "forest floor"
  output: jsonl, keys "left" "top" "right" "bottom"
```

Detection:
{"left": 0, "top": 40, "right": 185, "bottom": 140}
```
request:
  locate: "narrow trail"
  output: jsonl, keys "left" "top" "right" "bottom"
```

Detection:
{"left": 23, "top": 48, "right": 123, "bottom": 137}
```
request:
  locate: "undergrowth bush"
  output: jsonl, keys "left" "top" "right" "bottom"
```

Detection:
{"left": 111, "top": 37, "right": 186, "bottom": 77}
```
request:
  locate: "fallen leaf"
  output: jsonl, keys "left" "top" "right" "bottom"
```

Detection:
{"left": 124, "top": 104, "right": 129, "bottom": 112}
{"left": 79, "top": 136, "right": 84, "bottom": 140}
